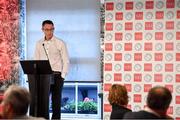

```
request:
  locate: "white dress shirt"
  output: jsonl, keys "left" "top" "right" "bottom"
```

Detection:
{"left": 34, "top": 36, "right": 69, "bottom": 78}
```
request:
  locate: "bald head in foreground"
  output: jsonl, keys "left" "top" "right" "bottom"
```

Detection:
{"left": 123, "top": 86, "right": 173, "bottom": 119}
{"left": 0, "top": 85, "right": 44, "bottom": 119}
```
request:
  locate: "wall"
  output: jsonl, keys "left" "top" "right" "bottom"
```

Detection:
{"left": 0, "top": 0, "right": 22, "bottom": 89}
{"left": 103, "top": 0, "right": 180, "bottom": 119}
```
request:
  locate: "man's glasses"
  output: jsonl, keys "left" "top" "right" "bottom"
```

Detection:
{"left": 43, "top": 28, "right": 54, "bottom": 32}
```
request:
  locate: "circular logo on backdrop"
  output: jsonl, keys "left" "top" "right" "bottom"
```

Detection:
{"left": 114, "top": 64, "right": 122, "bottom": 71}
{"left": 104, "top": 114, "right": 110, "bottom": 120}
{"left": 176, "top": 21, "right": 180, "bottom": 30}
{"left": 155, "top": 22, "right": 163, "bottom": 30}
{"left": 176, "top": 64, "right": 180, "bottom": 72}
{"left": 145, "top": 12, "right": 153, "bottom": 20}
{"left": 116, "top": 2, "right": 123, "bottom": 10}
{"left": 176, "top": 43, "right": 180, "bottom": 51}
{"left": 135, "top": 23, "right": 143, "bottom": 31}
{"left": 134, "top": 64, "right": 142, "bottom": 72}
{"left": 165, "top": 53, "right": 173, "bottom": 62}
{"left": 144, "top": 53, "right": 152, "bottom": 61}
{"left": 105, "top": 53, "right": 112, "bottom": 61}
{"left": 106, "top": 13, "right": 113, "bottom": 21}
{"left": 156, "top": 1, "right": 164, "bottom": 9}
{"left": 125, "top": 12, "right": 133, "bottom": 20}
{"left": 177, "top": 0, "right": 180, "bottom": 8}
{"left": 166, "top": 32, "right": 174, "bottom": 40}
{"left": 144, "top": 95, "right": 147, "bottom": 102}
{"left": 125, "top": 33, "right": 133, "bottom": 41}
{"left": 145, "top": 33, "right": 153, "bottom": 41}
{"left": 155, "top": 43, "right": 163, "bottom": 51}
{"left": 105, "top": 73, "right": 112, "bottom": 82}
{"left": 105, "top": 33, "right": 113, "bottom": 41}
{"left": 166, "top": 11, "right": 174, "bottom": 19}
{"left": 133, "top": 105, "right": 141, "bottom": 111}
{"left": 134, "top": 43, "right": 142, "bottom": 51}
{"left": 114, "top": 43, "right": 122, "bottom": 51}
{"left": 144, "top": 74, "right": 152, "bottom": 82}
{"left": 124, "top": 53, "right": 132, "bottom": 61}
{"left": 124, "top": 74, "right": 132, "bottom": 82}
{"left": 115, "top": 23, "right": 123, "bottom": 31}
{"left": 135, "top": 2, "right": 143, "bottom": 10}
{"left": 104, "top": 93, "right": 109, "bottom": 102}
{"left": 176, "top": 85, "right": 180, "bottom": 94}
{"left": 165, "top": 74, "right": 173, "bottom": 83}
{"left": 154, "top": 64, "right": 163, "bottom": 72}
{"left": 134, "top": 84, "right": 142, "bottom": 92}
{"left": 176, "top": 107, "right": 180, "bottom": 116}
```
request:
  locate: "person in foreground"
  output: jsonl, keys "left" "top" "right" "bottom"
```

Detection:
{"left": 34, "top": 20, "right": 69, "bottom": 119}
{"left": 108, "top": 84, "right": 131, "bottom": 119}
{"left": 123, "top": 86, "right": 173, "bottom": 119}
{"left": 0, "top": 84, "right": 44, "bottom": 119}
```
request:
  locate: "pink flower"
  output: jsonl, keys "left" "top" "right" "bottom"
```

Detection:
{"left": 83, "top": 97, "right": 90, "bottom": 102}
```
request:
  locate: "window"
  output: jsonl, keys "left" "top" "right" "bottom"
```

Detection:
{"left": 60, "top": 83, "right": 102, "bottom": 119}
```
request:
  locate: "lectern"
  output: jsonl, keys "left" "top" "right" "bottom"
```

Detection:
{"left": 20, "top": 60, "right": 53, "bottom": 119}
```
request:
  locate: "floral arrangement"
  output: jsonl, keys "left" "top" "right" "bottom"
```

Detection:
{"left": 61, "top": 97, "right": 98, "bottom": 114}
{"left": 78, "top": 97, "right": 97, "bottom": 114}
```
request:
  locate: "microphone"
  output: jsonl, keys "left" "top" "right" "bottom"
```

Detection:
{"left": 42, "top": 43, "right": 50, "bottom": 60}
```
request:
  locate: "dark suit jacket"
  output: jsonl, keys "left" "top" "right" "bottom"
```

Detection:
{"left": 110, "top": 104, "right": 132, "bottom": 120}
{"left": 123, "top": 110, "right": 172, "bottom": 119}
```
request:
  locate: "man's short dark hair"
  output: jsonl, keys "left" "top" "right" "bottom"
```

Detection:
{"left": 147, "top": 86, "right": 172, "bottom": 110}
{"left": 42, "top": 20, "right": 54, "bottom": 27}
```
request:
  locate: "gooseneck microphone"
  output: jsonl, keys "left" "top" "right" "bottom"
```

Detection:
{"left": 42, "top": 43, "right": 50, "bottom": 60}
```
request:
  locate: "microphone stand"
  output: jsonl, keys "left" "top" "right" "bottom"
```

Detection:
{"left": 42, "top": 43, "right": 50, "bottom": 60}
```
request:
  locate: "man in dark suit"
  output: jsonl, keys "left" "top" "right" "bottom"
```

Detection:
{"left": 123, "top": 86, "right": 173, "bottom": 119}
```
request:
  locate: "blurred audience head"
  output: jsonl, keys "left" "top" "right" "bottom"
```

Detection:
{"left": 108, "top": 84, "right": 128, "bottom": 106}
{"left": 147, "top": 86, "right": 172, "bottom": 115}
{"left": 0, "top": 84, "right": 31, "bottom": 119}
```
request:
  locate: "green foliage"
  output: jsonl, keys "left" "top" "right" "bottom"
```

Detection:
{"left": 64, "top": 102, "right": 75, "bottom": 112}
{"left": 78, "top": 101, "right": 97, "bottom": 113}
{"left": 62, "top": 99, "right": 98, "bottom": 114}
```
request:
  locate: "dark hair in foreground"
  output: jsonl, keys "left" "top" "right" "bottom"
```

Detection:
{"left": 42, "top": 20, "right": 54, "bottom": 26}
{"left": 108, "top": 84, "right": 128, "bottom": 106}
{"left": 147, "top": 86, "right": 172, "bottom": 110}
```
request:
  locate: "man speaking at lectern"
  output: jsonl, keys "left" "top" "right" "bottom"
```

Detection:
{"left": 34, "top": 20, "right": 69, "bottom": 119}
